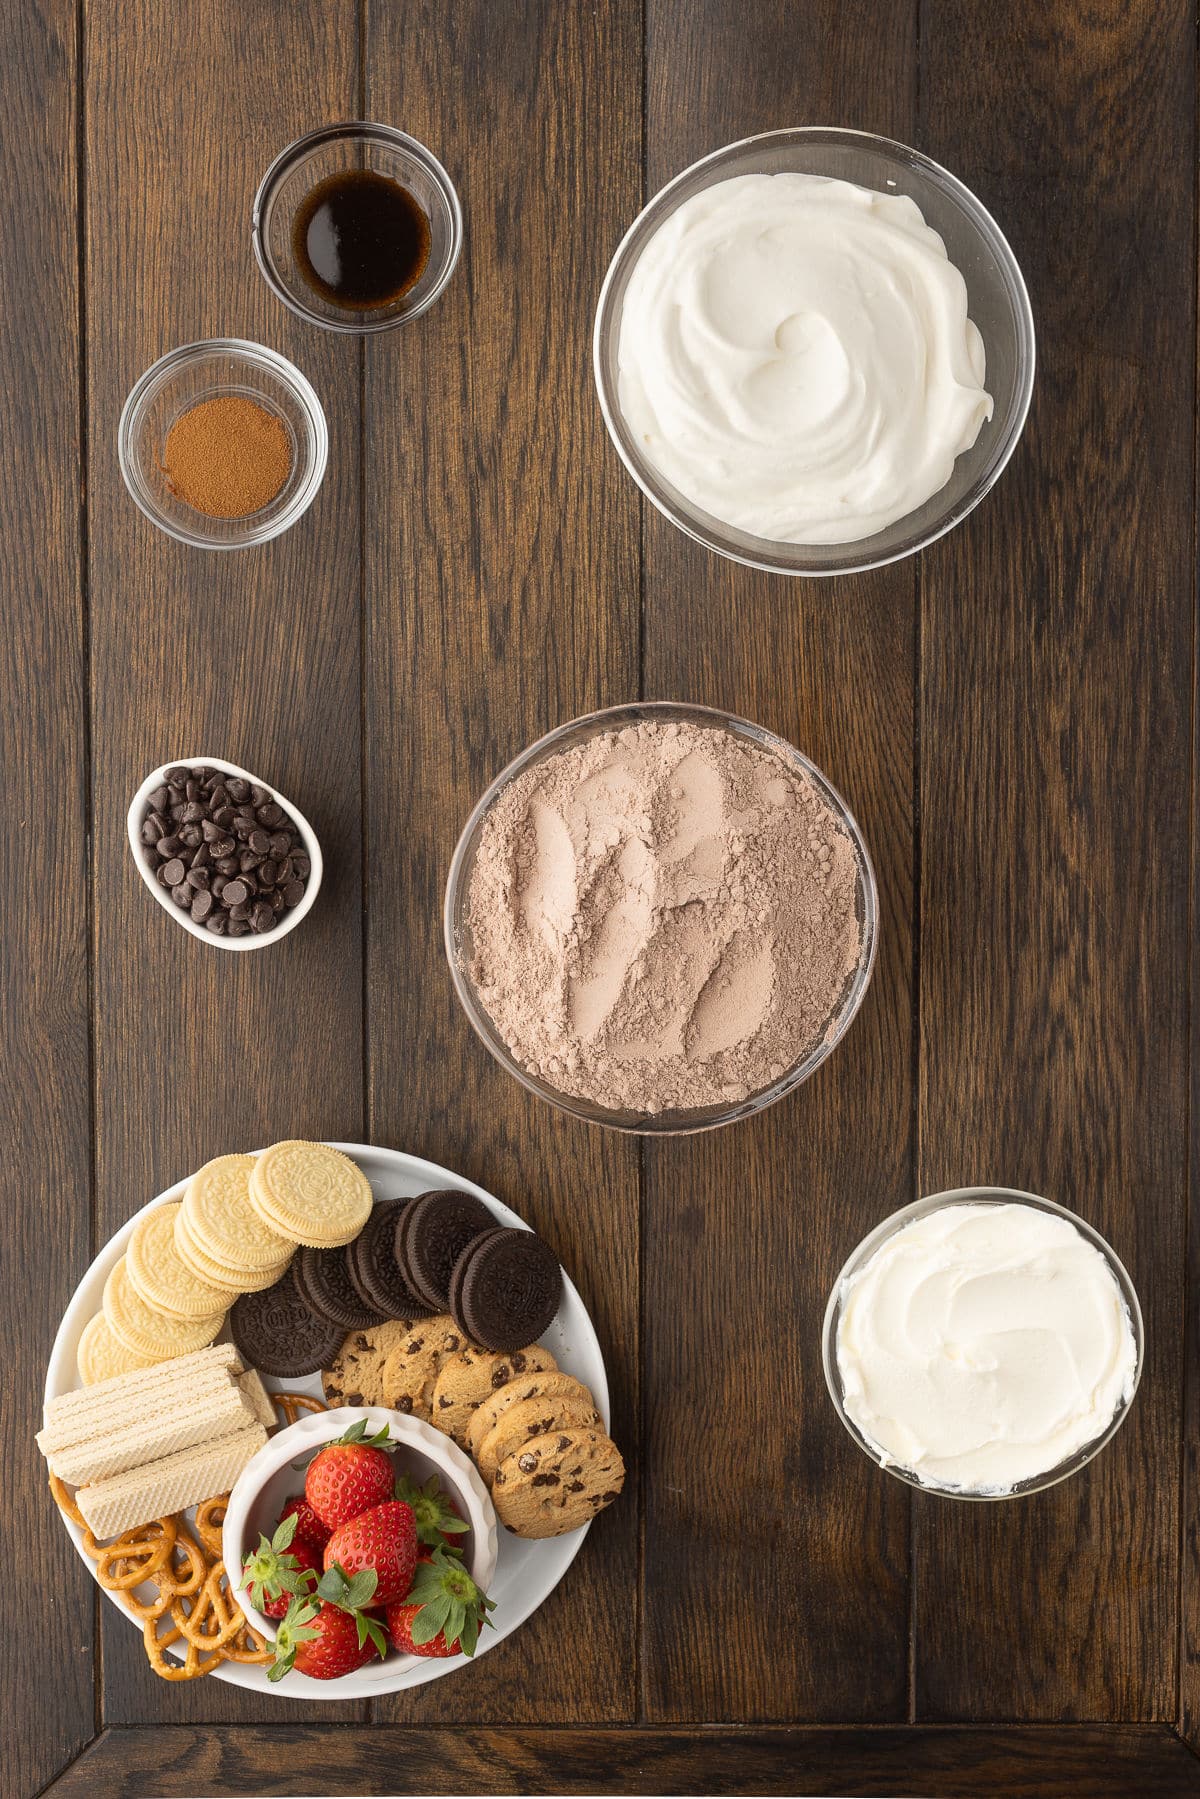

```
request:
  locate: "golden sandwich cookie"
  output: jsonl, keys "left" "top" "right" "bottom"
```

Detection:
{"left": 103, "top": 1257, "right": 225, "bottom": 1361}
{"left": 249, "top": 1141, "right": 372, "bottom": 1248}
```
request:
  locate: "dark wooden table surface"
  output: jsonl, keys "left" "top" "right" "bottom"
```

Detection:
{"left": 4, "top": 0, "right": 1198, "bottom": 1795}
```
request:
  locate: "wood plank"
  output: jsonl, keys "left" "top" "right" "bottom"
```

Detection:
{"left": 0, "top": 0, "right": 95, "bottom": 1792}
{"left": 360, "top": 0, "right": 642, "bottom": 1723}
{"left": 44, "top": 1724, "right": 1200, "bottom": 1799}
{"left": 640, "top": 0, "right": 918, "bottom": 1721}
{"left": 83, "top": 0, "right": 365, "bottom": 1726}
{"left": 915, "top": 0, "right": 1195, "bottom": 1721}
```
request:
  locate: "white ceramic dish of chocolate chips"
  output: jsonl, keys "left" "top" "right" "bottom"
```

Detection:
{"left": 45, "top": 1143, "right": 611, "bottom": 1698}
{"left": 127, "top": 755, "right": 323, "bottom": 951}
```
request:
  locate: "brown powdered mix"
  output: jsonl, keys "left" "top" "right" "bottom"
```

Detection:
{"left": 463, "top": 718, "right": 864, "bottom": 1114}
{"left": 162, "top": 396, "right": 292, "bottom": 519}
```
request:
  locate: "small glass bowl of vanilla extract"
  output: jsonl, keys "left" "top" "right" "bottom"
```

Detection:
{"left": 253, "top": 122, "right": 462, "bottom": 333}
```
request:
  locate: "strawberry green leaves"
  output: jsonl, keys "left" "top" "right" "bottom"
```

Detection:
{"left": 394, "top": 1472, "right": 469, "bottom": 1548}
{"left": 316, "top": 1562, "right": 389, "bottom": 1659}
{"left": 330, "top": 1416, "right": 393, "bottom": 1450}
{"left": 241, "top": 1510, "right": 318, "bottom": 1612}
{"left": 405, "top": 1546, "right": 495, "bottom": 1658}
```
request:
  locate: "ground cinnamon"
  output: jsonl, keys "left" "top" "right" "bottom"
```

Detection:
{"left": 162, "top": 395, "right": 292, "bottom": 518}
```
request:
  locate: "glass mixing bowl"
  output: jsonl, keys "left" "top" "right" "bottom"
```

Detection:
{"left": 444, "top": 700, "right": 878, "bottom": 1134}
{"left": 593, "top": 127, "right": 1036, "bottom": 577}
{"left": 822, "top": 1187, "right": 1144, "bottom": 1499}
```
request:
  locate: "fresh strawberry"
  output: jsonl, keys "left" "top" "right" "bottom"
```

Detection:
{"left": 304, "top": 1418, "right": 395, "bottom": 1530}
{"left": 324, "top": 1499, "right": 417, "bottom": 1605}
{"left": 385, "top": 1545, "right": 495, "bottom": 1659}
{"left": 268, "top": 1564, "right": 389, "bottom": 1682}
{"left": 240, "top": 1513, "right": 321, "bottom": 1619}
{"left": 278, "top": 1493, "right": 331, "bottom": 1551}
{"left": 394, "top": 1472, "right": 470, "bottom": 1551}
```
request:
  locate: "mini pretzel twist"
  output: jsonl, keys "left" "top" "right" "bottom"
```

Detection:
{"left": 271, "top": 1390, "right": 328, "bottom": 1427}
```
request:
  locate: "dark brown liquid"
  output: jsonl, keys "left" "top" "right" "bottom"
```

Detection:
{"left": 292, "top": 169, "right": 431, "bottom": 311}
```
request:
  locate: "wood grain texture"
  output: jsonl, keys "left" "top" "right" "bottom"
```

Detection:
{"left": 361, "top": 0, "right": 642, "bottom": 1723}
{"left": 914, "top": 0, "right": 1195, "bottom": 1720}
{"left": 640, "top": 0, "right": 918, "bottom": 1722}
{"left": 0, "top": 2, "right": 94, "bottom": 1794}
{"left": 43, "top": 1724, "right": 1200, "bottom": 1799}
{"left": 83, "top": 0, "right": 366, "bottom": 1726}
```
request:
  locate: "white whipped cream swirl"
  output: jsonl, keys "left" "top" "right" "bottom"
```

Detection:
{"left": 616, "top": 171, "right": 993, "bottom": 544}
{"left": 835, "top": 1202, "right": 1139, "bottom": 1494}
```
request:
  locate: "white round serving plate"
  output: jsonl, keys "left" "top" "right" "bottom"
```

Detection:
{"left": 44, "top": 1142, "right": 610, "bottom": 1699}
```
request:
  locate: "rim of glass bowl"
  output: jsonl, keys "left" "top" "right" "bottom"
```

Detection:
{"left": 443, "top": 700, "right": 879, "bottom": 1136}
{"left": 821, "top": 1186, "right": 1145, "bottom": 1500}
{"left": 252, "top": 121, "right": 464, "bottom": 334}
{"left": 592, "top": 126, "right": 1037, "bottom": 578}
{"left": 117, "top": 338, "right": 329, "bottom": 550}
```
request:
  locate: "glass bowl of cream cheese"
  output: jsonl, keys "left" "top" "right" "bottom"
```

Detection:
{"left": 593, "top": 128, "right": 1035, "bottom": 576}
{"left": 822, "top": 1188, "right": 1143, "bottom": 1498}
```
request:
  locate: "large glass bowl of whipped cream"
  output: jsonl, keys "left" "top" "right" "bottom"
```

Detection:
{"left": 593, "top": 128, "right": 1035, "bottom": 577}
{"left": 444, "top": 701, "right": 878, "bottom": 1134}
{"left": 822, "top": 1188, "right": 1143, "bottom": 1499}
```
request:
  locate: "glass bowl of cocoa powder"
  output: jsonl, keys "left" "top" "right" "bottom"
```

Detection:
{"left": 118, "top": 338, "right": 328, "bottom": 549}
{"left": 445, "top": 701, "right": 878, "bottom": 1134}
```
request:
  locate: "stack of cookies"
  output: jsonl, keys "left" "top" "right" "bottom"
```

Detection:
{"left": 433, "top": 1344, "right": 624, "bottom": 1539}
{"left": 40, "top": 1343, "right": 273, "bottom": 1536}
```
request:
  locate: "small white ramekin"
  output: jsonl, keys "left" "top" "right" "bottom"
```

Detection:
{"left": 222, "top": 1406, "right": 499, "bottom": 1660}
{"left": 127, "top": 755, "right": 323, "bottom": 952}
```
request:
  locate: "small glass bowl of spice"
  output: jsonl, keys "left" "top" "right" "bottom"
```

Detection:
{"left": 252, "top": 122, "right": 462, "bottom": 333}
{"left": 118, "top": 338, "right": 328, "bottom": 548}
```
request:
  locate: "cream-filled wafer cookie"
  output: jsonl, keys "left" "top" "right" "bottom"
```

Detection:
{"left": 249, "top": 1141, "right": 372, "bottom": 1248}
{"left": 45, "top": 1342, "right": 243, "bottom": 1433}
{"left": 237, "top": 1368, "right": 276, "bottom": 1429}
{"left": 174, "top": 1209, "right": 291, "bottom": 1294}
{"left": 182, "top": 1153, "right": 294, "bottom": 1271}
{"left": 76, "top": 1312, "right": 163, "bottom": 1386}
{"left": 43, "top": 1381, "right": 265, "bottom": 1485}
{"left": 102, "top": 1257, "right": 225, "bottom": 1360}
{"left": 127, "top": 1202, "right": 233, "bottom": 1319}
{"left": 75, "top": 1423, "right": 267, "bottom": 1539}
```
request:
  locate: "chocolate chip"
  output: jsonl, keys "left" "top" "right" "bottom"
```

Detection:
{"left": 214, "top": 854, "right": 238, "bottom": 875}
{"left": 227, "top": 777, "right": 249, "bottom": 803}
{"left": 222, "top": 879, "right": 249, "bottom": 909}
{"left": 518, "top": 1453, "right": 537, "bottom": 1473}
{"left": 170, "top": 883, "right": 191, "bottom": 907}
{"left": 228, "top": 901, "right": 250, "bottom": 922}
{"left": 268, "top": 831, "right": 291, "bottom": 858}
{"left": 206, "top": 911, "right": 229, "bottom": 936}
{"left": 248, "top": 829, "right": 272, "bottom": 855}
{"left": 159, "top": 858, "right": 185, "bottom": 887}
{"left": 190, "top": 890, "right": 214, "bottom": 922}
{"left": 181, "top": 800, "right": 204, "bottom": 823}
{"left": 258, "top": 858, "right": 278, "bottom": 887}
{"left": 251, "top": 900, "right": 275, "bottom": 932}
{"left": 163, "top": 766, "right": 190, "bottom": 785}
{"left": 179, "top": 824, "right": 202, "bottom": 848}
{"left": 186, "top": 866, "right": 210, "bottom": 890}
{"left": 227, "top": 918, "right": 250, "bottom": 937}
{"left": 532, "top": 1472, "right": 560, "bottom": 1487}
{"left": 283, "top": 878, "right": 305, "bottom": 907}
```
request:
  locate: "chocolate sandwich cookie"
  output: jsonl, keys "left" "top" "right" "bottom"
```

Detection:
{"left": 295, "top": 1243, "right": 383, "bottom": 1331}
{"left": 448, "top": 1226, "right": 506, "bottom": 1336}
{"left": 230, "top": 1263, "right": 344, "bottom": 1378}
{"left": 400, "top": 1189, "right": 496, "bottom": 1311}
{"left": 351, "top": 1199, "right": 432, "bottom": 1320}
{"left": 450, "top": 1227, "right": 563, "bottom": 1353}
